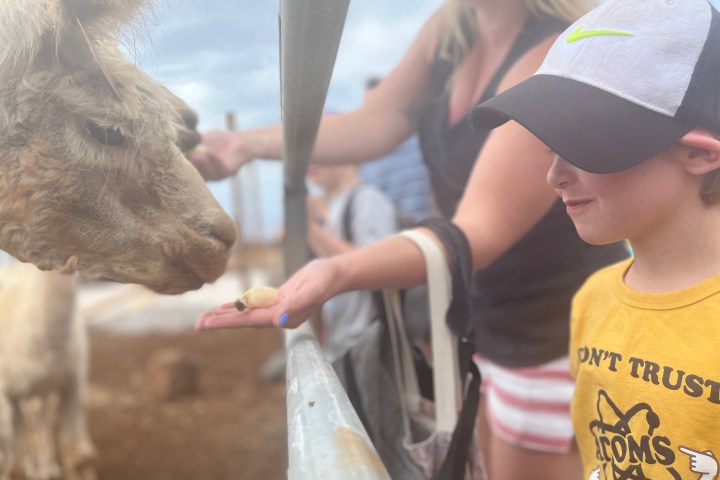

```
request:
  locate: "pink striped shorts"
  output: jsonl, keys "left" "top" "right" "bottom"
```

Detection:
{"left": 473, "top": 354, "right": 575, "bottom": 454}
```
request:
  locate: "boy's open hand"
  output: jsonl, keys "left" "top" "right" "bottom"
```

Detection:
{"left": 196, "top": 259, "right": 338, "bottom": 330}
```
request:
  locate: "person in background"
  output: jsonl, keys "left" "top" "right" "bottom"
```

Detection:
{"left": 470, "top": 0, "right": 720, "bottom": 478}
{"left": 359, "top": 76, "right": 433, "bottom": 222}
{"left": 192, "top": 1, "right": 628, "bottom": 478}
{"left": 306, "top": 163, "right": 397, "bottom": 361}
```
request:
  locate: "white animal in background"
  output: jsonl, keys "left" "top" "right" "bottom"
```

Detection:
{"left": 0, "top": 0, "right": 235, "bottom": 477}
{"left": 0, "top": 263, "right": 92, "bottom": 480}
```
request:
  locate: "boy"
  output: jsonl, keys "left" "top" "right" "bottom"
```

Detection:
{"left": 470, "top": 0, "right": 720, "bottom": 479}
{"left": 306, "top": 163, "right": 397, "bottom": 361}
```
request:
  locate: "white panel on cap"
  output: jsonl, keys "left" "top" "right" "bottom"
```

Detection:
{"left": 537, "top": 0, "right": 712, "bottom": 117}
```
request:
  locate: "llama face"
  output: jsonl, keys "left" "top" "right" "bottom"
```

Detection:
{"left": 0, "top": 0, "right": 237, "bottom": 294}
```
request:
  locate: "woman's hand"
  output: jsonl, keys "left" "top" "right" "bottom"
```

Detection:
{"left": 196, "top": 258, "right": 340, "bottom": 330}
{"left": 190, "top": 130, "right": 253, "bottom": 181}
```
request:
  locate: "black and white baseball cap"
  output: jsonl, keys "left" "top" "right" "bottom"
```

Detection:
{"left": 470, "top": 0, "right": 720, "bottom": 173}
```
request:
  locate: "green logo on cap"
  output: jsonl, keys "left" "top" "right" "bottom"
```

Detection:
{"left": 566, "top": 26, "right": 635, "bottom": 43}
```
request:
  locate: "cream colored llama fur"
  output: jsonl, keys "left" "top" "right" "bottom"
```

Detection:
{"left": 0, "top": 0, "right": 236, "bottom": 295}
{"left": 0, "top": 263, "right": 93, "bottom": 480}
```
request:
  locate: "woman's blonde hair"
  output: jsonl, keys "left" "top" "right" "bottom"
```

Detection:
{"left": 439, "top": 0, "right": 596, "bottom": 82}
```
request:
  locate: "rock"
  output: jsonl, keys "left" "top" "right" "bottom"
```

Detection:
{"left": 144, "top": 349, "right": 202, "bottom": 401}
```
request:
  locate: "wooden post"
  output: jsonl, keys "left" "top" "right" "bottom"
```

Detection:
{"left": 247, "top": 162, "right": 264, "bottom": 246}
{"left": 226, "top": 112, "right": 246, "bottom": 267}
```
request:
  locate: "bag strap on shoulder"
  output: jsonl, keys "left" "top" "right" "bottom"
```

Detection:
{"left": 398, "top": 230, "right": 459, "bottom": 431}
{"left": 341, "top": 185, "right": 361, "bottom": 243}
{"left": 394, "top": 229, "right": 484, "bottom": 480}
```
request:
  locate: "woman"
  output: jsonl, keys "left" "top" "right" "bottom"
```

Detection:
{"left": 193, "top": 1, "right": 626, "bottom": 478}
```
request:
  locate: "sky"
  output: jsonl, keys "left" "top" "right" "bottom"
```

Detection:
{"left": 128, "top": 0, "right": 439, "bottom": 241}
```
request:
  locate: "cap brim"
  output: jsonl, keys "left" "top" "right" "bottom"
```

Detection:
{"left": 470, "top": 75, "right": 694, "bottom": 173}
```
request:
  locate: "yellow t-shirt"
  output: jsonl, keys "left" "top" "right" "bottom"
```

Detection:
{"left": 571, "top": 258, "right": 720, "bottom": 480}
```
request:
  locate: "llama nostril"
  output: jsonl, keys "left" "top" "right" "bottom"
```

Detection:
{"left": 207, "top": 213, "right": 237, "bottom": 249}
{"left": 181, "top": 112, "right": 198, "bottom": 131}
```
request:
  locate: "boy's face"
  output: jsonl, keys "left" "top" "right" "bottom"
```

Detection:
{"left": 546, "top": 149, "right": 691, "bottom": 245}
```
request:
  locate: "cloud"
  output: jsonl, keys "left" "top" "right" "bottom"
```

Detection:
{"left": 131, "top": 0, "right": 436, "bottom": 123}
{"left": 126, "top": 0, "right": 437, "bottom": 240}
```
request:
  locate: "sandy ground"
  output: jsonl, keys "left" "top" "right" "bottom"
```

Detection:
{"left": 87, "top": 328, "right": 287, "bottom": 480}
{"left": 80, "top": 256, "right": 290, "bottom": 480}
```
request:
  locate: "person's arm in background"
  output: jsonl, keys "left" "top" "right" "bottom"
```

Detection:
{"left": 308, "top": 188, "right": 398, "bottom": 257}
{"left": 191, "top": 11, "right": 444, "bottom": 181}
{"left": 307, "top": 222, "right": 356, "bottom": 257}
{"left": 306, "top": 193, "right": 355, "bottom": 257}
{"left": 196, "top": 35, "right": 559, "bottom": 330}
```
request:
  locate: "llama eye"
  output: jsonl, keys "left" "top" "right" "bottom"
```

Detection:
{"left": 87, "top": 121, "right": 125, "bottom": 146}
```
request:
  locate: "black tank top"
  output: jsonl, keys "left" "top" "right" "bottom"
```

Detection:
{"left": 418, "top": 16, "right": 629, "bottom": 367}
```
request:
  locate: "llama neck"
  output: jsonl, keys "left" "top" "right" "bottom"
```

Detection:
{"left": 2, "top": 265, "right": 80, "bottom": 352}
{"left": 34, "top": 269, "right": 78, "bottom": 339}
{"left": 0, "top": 142, "right": 44, "bottom": 263}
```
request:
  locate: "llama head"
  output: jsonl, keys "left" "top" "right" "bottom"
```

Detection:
{"left": 0, "top": 0, "right": 237, "bottom": 294}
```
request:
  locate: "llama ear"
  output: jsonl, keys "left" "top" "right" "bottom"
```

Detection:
{"left": 74, "top": 16, "right": 122, "bottom": 99}
{"left": 61, "top": 0, "right": 149, "bottom": 26}
{"left": 62, "top": 0, "right": 109, "bottom": 22}
{"left": 43, "top": 15, "right": 123, "bottom": 100}
{"left": 0, "top": 0, "right": 143, "bottom": 88}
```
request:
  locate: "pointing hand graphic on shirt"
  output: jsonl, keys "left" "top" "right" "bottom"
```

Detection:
{"left": 588, "top": 467, "right": 601, "bottom": 480}
{"left": 679, "top": 446, "right": 718, "bottom": 480}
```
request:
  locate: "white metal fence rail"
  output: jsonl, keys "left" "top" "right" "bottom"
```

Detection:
{"left": 285, "top": 326, "right": 389, "bottom": 479}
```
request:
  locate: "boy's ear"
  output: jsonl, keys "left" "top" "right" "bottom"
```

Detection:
{"left": 677, "top": 129, "right": 720, "bottom": 176}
